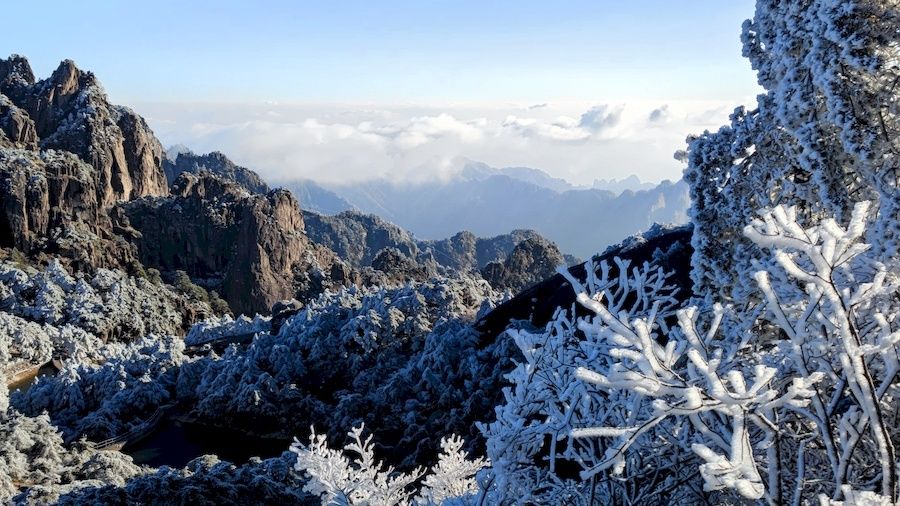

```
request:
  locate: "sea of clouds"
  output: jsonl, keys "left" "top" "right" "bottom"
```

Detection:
{"left": 136, "top": 100, "right": 743, "bottom": 186}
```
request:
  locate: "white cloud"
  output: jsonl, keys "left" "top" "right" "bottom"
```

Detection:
{"left": 578, "top": 105, "right": 623, "bottom": 133}
{"left": 138, "top": 100, "right": 738, "bottom": 185}
{"left": 648, "top": 105, "right": 670, "bottom": 124}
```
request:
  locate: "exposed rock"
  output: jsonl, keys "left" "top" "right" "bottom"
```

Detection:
{"left": 476, "top": 226, "right": 694, "bottom": 337}
{"left": 163, "top": 150, "right": 270, "bottom": 194}
{"left": 304, "top": 210, "right": 571, "bottom": 277}
{"left": 419, "top": 229, "right": 550, "bottom": 272}
{"left": 0, "top": 55, "right": 171, "bottom": 271}
{"left": 122, "top": 171, "right": 354, "bottom": 315}
{"left": 0, "top": 149, "right": 140, "bottom": 271}
{"left": 271, "top": 299, "right": 303, "bottom": 333}
{"left": 304, "top": 211, "right": 419, "bottom": 267}
{"left": 0, "top": 55, "right": 168, "bottom": 207}
{"left": 0, "top": 94, "right": 37, "bottom": 149}
{"left": 0, "top": 54, "right": 36, "bottom": 100}
{"left": 370, "top": 247, "right": 433, "bottom": 283}
{"left": 480, "top": 237, "right": 564, "bottom": 292}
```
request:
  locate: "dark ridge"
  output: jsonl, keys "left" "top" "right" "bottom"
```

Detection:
{"left": 476, "top": 225, "right": 694, "bottom": 338}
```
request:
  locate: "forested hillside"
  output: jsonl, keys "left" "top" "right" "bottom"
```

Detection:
{"left": 1, "top": 0, "right": 898, "bottom": 504}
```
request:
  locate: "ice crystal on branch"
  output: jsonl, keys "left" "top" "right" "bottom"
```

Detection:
{"left": 482, "top": 201, "right": 900, "bottom": 503}
{"left": 291, "top": 425, "right": 485, "bottom": 505}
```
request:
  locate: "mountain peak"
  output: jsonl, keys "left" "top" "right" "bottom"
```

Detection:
{"left": 0, "top": 54, "right": 36, "bottom": 89}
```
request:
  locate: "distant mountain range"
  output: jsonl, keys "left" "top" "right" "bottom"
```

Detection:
{"left": 282, "top": 162, "right": 689, "bottom": 258}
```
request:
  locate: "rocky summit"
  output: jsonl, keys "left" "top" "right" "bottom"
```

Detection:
{"left": 0, "top": 55, "right": 361, "bottom": 315}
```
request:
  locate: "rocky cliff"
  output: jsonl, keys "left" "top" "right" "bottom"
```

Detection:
{"left": 0, "top": 56, "right": 168, "bottom": 206}
{"left": 305, "top": 211, "right": 573, "bottom": 273}
{"left": 163, "top": 150, "right": 270, "bottom": 194}
{"left": 480, "top": 236, "right": 565, "bottom": 293}
{"left": 0, "top": 55, "right": 364, "bottom": 317}
{"left": 304, "top": 211, "right": 420, "bottom": 267}
{"left": 304, "top": 211, "right": 577, "bottom": 292}
{"left": 122, "top": 171, "right": 354, "bottom": 315}
{"left": 0, "top": 55, "right": 167, "bottom": 271}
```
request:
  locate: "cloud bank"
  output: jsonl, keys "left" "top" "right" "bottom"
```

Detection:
{"left": 138, "top": 100, "right": 740, "bottom": 186}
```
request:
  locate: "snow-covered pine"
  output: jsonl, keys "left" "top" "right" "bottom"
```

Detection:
{"left": 0, "top": 258, "right": 213, "bottom": 369}
{"left": 0, "top": 411, "right": 143, "bottom": 504}
{"left": 478, "top": 258, "right": 704, "bottom": 504}
{"left": 12, "top": 335, "right": 186, "bottom": 442}
{"left": 683, "top": 0, "right": 899, "bottom": 305}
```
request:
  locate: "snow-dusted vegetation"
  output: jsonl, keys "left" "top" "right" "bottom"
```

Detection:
{"left": 683, "top": 0, "right": 899, "bottom": 305}
{"left": 479, "top": 201, "right": 899, "bottom": 503}
{"left": 291, "top": 425, "right": 485, "bottom": 505}
{"left": 0, "top": 259, "right": 210, "bottom": 352}
{"left": 13, "top": 336, "right": 185, "bottom": 442}
{"left": 1, "top": 0, "right": 897, "bottom": 504}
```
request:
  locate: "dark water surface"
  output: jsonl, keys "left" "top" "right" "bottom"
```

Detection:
{"left": 124, "top": 418, "right": 292, "bottom": 468}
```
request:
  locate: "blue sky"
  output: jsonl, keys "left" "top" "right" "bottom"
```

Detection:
{"left": 3, "top": 1, "right": 757, "bottom": 103}
{"left": 2, "top": 1, "right": 761, "bottom": 184}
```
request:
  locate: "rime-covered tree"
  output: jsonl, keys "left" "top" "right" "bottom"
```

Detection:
{"left": 480, "top": 201, "right": 900, "bottom": 503}
{"left": 683, "top": 0, "right": 899, "bottom": 303}
{"left": 291, "top": 424, "right": 485, "bottom": 505}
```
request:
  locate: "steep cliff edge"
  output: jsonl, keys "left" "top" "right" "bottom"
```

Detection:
{"left": 0, "top": 56, "right": 168, "bottom": 206}
{"left": 0, "top": 55, "right": 359, "bottom": 316}
{"left": 122, "top": 172, "right": 354, "bottom": 315}
{"left": 0, "top": 55, "right": 167, "bottom": 271}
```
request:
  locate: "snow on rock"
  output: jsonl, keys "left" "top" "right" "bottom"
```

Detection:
{"left": 184, "top": 314, "right": 271, "bottom": 347}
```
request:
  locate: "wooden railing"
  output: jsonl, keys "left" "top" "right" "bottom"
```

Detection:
{"left": 86, "top": 404, "right": 173, "bottom": 451}
{"left": 184, "top": 331, "right": 259, "bottom": 355}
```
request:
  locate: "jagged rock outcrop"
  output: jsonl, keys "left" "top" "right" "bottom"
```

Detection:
{"left": 0, "top": 56, "right": 168, "bottom": 206}
{"left": 163, "top": 150, "right": 270, "bottom": 194}
{"left": 304, "top": 210, "right": 580, "bottom": 292}
{"left": 0, "top": 55, "right": 170, "bottom": 272}
{"left": 418, "top": 229, "right": 549, "bottom": 272}
{"left": 0, "top": 149, "right": 140, "bottom": 271}
{"left": 370, "top": 247, "right": 433, "bottom": 283}
{"left": 122, "top": 171, "right": 354, "bottom": 315}
{"left": 0, "top": 95, "right": 37, "bottom": 149}
{"left": 304, "top": 211, "right": 574, "bottom": 275}
{"left": 480, "top": 236, "right": 564, "bottom": 292}
{"left": 0, "top": 56, "right": 372, "bottom": 316}
{"left": 304, "top": 211, "right": 420, "bottom": 267}
{"left": 476, "top": 226, "right": 694, "bottom": 337}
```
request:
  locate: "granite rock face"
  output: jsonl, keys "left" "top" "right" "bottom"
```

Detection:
{"left": 0, "top": 56, "right": 168, "bottom": 207}
{"left": 122, "top": 172, "right": 354, "bottom": 315}
{"left": 0, "top": 55, "right": 360, "bottom": 317}
{"left": 304, "top": 211, "right": 420, "bottom": 267}
{"left": 0, "top": 149, "right": 140, "bottom": 271}
{"left": 0, "top": 95, "right": 37, "bottom": 149}
{"left": 480, "top": 236, "right": 565, "bottom": 293}
{"left": 0, "top": 55, "right": 168, "bottom": 271}
{"left": 304, "top": 210, "right": 574, "bottom": 292}
{"left": 305, "top": 211, "right": 566, "bottom": 273}
{"left": 163, "top": 150, "right": 270, "bottom": 194}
